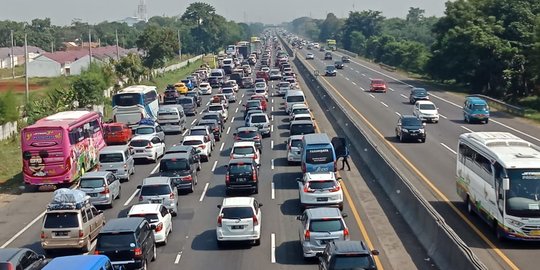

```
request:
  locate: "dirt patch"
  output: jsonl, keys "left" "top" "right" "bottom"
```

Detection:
{"left": 0, "top": 81, "right": 42, "bottom": 92}
{"left": 0, "top": 194, "right": 18, "bottom": 208}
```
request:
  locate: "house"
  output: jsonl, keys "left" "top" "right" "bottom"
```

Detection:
{"left": 27, "top": 46, "right": 135, "bottom": 77}
{"left": 0, "top": 46, "right": 43, "bottom": 68}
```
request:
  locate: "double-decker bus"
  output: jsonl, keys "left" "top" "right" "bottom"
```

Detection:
{"left": 457, "top": 132, "right": 540, "bottom": 240}
{"left": 112, "top": 85, "right": 159, "bottom": 128}
{"left": 21, "top": 110, "right": 106, "bottom": 188}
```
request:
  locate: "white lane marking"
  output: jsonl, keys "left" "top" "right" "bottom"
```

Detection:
{"left": 360, "top": 87, "right": 365, "bottom": 91}
{"left": 271, "top": 115, "right": 274, "bottom": 121}
{"left": 361, "top": 74, "right": 366, "bottom": 77}
{"left": 429, "top": 94, "right": 463, "bottom": 109}
{"left": 235, "top": 107, "right": 239, "bottom": 113}
{"left": 271, "top": 106, "right": 274, "bottom": 112}
{"left": 400, "top": 94, "right": 408, "bottom": 99}
{"left": 352, "top": 82, "right": 357, "bottom": 86}
{"left": 355, "top": 70, "right": 360, "bottom": 73}
{"left": 182, "top": 129, "right": 188, "bottom": 136}
{"left": 151, "top": 162, "right": 160, "bottom": 174}
{"left": 199, "top": 183, "right": 210, "bottom": 202}
{"left": 220, "top": 143, "right": 225, "bottom": 151}
{"left": 380, "top": 102, "right": 389, "bottom": 108}
{"left": 395, "top": 112, "right": 401, "bottom": 116}
{"left": 1, "top": 210, "right": 46, "bottom": 248}
{"left": 271, "top": 125, "right": 274, "bottom": 133}
{"left": 241, "top": 93, "right": 245, "bottom": 98}
{"left": 271, "top": 159, "right": 274, "bottom": 169}
{"left": 271, "top": 181, "right": 275, "bottom": 200}
{"left": 191, "top": 119, "right": 197, "bottom": 125}
{"left": 490, "top": 119, "right": 540, "bottom": 143}
{"left": 124, "top": 189, "right": 140, "bottom": 206}
{"left": 174, "top": 252, "right": 183, "bottom": 264}
{"left": 345, "top": 77, "right": 350, "bottom": 81}
{"left": 83, "top": 240, "right": 98, "bottom": 255}
{"left": 368, "top": 94, "right": 375, "bottom": 99}
{"left": 389, "top": 88, "right": 395, "bottom": 91}
{"left": 211, "top": 161, "right": 218, "bottom": 172}
{"left": 199, "top": 110, "right": 203, "bottom": 115}
{"left": 226, "top": 126, "right": 231, "bottom": 134}
{"left": 461, "top": 126, "right": 474, "bottom": 133}
{"left": 271, "top": 140, "right": 274, "bottom": 150}
{"left": 439, "top": 114, "right": 448, "bottom": 119}
{"left": 206, "top": 101, "right": 210, "bottom": 106}
{"left": 440, "top": 143, "right": 457, "bottom": 155}
{"left": 271, "top": 233, "right": 276, "bottom": 263}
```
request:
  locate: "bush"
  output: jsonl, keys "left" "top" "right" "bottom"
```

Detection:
{"left": 0, "top": 90, "right": 19, "bottom": 125}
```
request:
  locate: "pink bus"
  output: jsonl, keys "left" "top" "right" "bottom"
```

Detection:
{"left": 21, "top": 111, "right": 106, "bottom": 187}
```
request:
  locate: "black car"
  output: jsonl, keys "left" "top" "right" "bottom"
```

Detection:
{"left": 395, "top": 115, "right": 426, "bottom": 143}
{"left": 334, "top": 61, "right": 344, "bottom": 69}
{"left": 197, "top": 119, "right": 222, "bottom": 141}
{"left": 234, "top": 126, "right": 263, "bottom": 152}
{"left": 208, "top": 77, "right": 222, "bottom": 88}
{"left": 324, "top": 52, "right": 332, "bottom": 60}
{"left": 225, "top": 158, "right": 260, "bottom": 195}
{"left": 95, "top": 217, "right": 156, "bottom": 270}
{"left": 341, "top": 55, "right": 351, "bottom": 63}
{"left": 186, "top": 90, "right": 202, "bottom": 107}
{"left": 0, "top": 248, "right": 47, "bottom": 270}
{"left": 409, "top": 88, "right": 429, "bottom": 104}
{"left": 163, "top": 88, "right": 180, "bottom": 104}
{"left": 319, "top": 240, "right": 379, "bottom": 270}
{"left": 201, "top": 112, "right": 225, "bottom": 132}
{"left": 155, "top": 152, "right": 199, "bottom": 192}
{"left": 325, "top": 65, "right": 337, "bottom": 76}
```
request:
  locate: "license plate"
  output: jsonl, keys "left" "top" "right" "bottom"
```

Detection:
{"left": 54, "top": 231, "right": 69, "bottom": 237}
{"left": 320, "top": 239, "right": 331, "bottom": 244}
{"left": 151, "top": 199, "right": 162, "bottom": 204}
{"left": 237, "top": 178, "right": 246, "bottom": 182}
{"left": 136, "top": 150, "right": 144, "bottom": 153}
{"left": 231, "top": 225, "right": 244, "bottom": 230}
{"left": 87, "top": 193, "right": 98, "bottom": 197}
{"left": 317, "top": 197, "right": 329, "bottom": 202}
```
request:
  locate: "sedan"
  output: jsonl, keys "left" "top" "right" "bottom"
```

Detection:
{"left": 306, "top": 53, "right": 315, "bottom": 60}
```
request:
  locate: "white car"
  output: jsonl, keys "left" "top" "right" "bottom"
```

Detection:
{"left": 289, "top": 104, "right": 310, "bottom": 121}
{"left": 230, "top": 141, "right": 260, "bottom": 165}
{"left": 277, "top": 81, "right": 291, "bottom": 96}
{"left": 224, "top": 80, "right": 239, "bottom": 92}
{"left": 216, "top": 197, "right": 262, "bottom": 247}
{"left": 413, "top": 100, "right": 439, "bottom": 123}
{"left": 182, "top": 135, "right": 212, "bottom": 161}
{"left": 297, "top": 172, "right": 344, "bottom": 210}
{"left": 292, "top": 113, "right": 313, "bottom": 122}
{"left": 129, "top": 134, "right": 165, "bottom": 163}
{"left": 254, "top": 81, "right": 268, "bottom": 92}
{"left": 286, "top": 135, "right": 304, "bottom": 164}
{"left": 198, "top": 83, "right": 212, "bottom": 95}
{"left": 306, "top": 53, "right": 315, "bottom": 60}
{"left": 128, "top": 203, "right": 173, "bottom": 245}
{"left": 208, "top": 103, "right": 228, "bottom": 121}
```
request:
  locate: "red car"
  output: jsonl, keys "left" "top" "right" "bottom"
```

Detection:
{"left": 103, "top": 123, "right": 132, "bottom": 145}
{"left": 370, "top": 79, "right": 387, "bottom": 93}
{"left": 256, "top": 71, "right": 269, "bottom": 82}
{"left": 249, "top": 94, "right": 268, "bottom": 111}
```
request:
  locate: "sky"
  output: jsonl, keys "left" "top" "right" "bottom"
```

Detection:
{"left": 1, "top": 0, "right": 448, "bottom": 26}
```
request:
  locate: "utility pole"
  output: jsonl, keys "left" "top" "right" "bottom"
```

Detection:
{"left": 177, "top": 29, "right": 181, "bottom": 60}
{"left": 115, "top": 29, "right": 120, "bottom": 60}
{"left": 10, "top": 30, "right": 15, "bottom": 78}
{"left": 24, "top": 33, "right": 29, "bottom": 103}
{"left": 50, "top": 40, "right": 54, "bottom": 53}
{"left": 88, "top": 29, "right": 92, "bottom": 64}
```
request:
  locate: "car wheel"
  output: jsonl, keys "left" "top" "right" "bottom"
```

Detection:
{"left": 254, "top": 238, "right": 261, "bottom": 246}
{"left": 467, "top": 197, "right": 474, "bottom": 215}
{"left": 421, "top": 138, "right": 426, "bottom": 143}
{"left": 253, "top": 185, "right": 259, "bottom": 194}
{"left": 152, "top": 245, "right": 157, "bottom": 261}
{"left": 399, "top": 133, "right": 404, "bottom": 142}
{"left": 485, "top": 119, "right": 489, "bottom": 124}
{"left": 464, "top": 114, "right": 469, "bottom": 123}
{"left": 152, "top": 153, "right": 157, "bottom": 163}
{"left": 131, "top": 166, "right": 135, "bottom": 175}
{"left": 189, "top": 183, "right": 194, "bottom": 193}
{"left": 141, "top": 261, "right": 148, "bottom": 270}
{"left": 82, "top": 239, "right": 91, "bottom": 253}
{"left": 225, "top": 189, "right": 231, "bottom": 197}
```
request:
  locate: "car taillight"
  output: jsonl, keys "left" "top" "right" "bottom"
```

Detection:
{"left": 94, "top": 250, "right": 101, "bottom": 255}
{"left": 65, "top": 157, "right": 72, "bottom": 172}
{"left": 344, "top": 228, "right": 350, "bottom": 240}
{"left": 79, "top": 230, "right": 84, "bottom": 238}
{"left": 145, "top": 143, "right": 153, "bottom": 149}
{"left": 40, "top": 231, "right": 46, "bottom": 239}
{"left": 100, "top": 187, "right": 110, "bottom": 195}
{"left": 155, "top": 222, "right": 163, "bottom": 232}
{"left": 200, "top": 144, "right": 206, "bottom": 149}
{"left": 303, "top": 185, "right": 314, "bottom": 193}
{"left": 304, "top": 230, "right": 310, "bottom": 241}
{"left": 134, "top": 247, "right": 143, "bottom": 258}
{"left": 253, "top": 215, "right": 259, "bottom": 226}
{"left": 113, "top": 115, "right": 117, "bottom": 122}
{"left": 253, "top": 153, "right": 258, "bottom": 160}
{"left": 252, "top": 170, "right": 257, "bottom": 181}
{"left": 330, "top": 185, "right": 341, "bottom": 192}
{"left": 217, "top": 215, "right": 223, "bottom": 227}
{"left": 124, "top": 164, "right": 128, "bottom": 168}
{"left": 225, "top": 172, "right": 230, "bottom": 184}
{"left": 170, "top": 192, "right": 175, "bottom": 199}
{"left": 181, "top": 175, "right": 193, "bottom": 181}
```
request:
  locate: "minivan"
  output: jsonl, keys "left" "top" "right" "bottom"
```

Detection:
{"left": 177, "top": 96, "right": 197, "bottom": 116}
{"left": 301, "top": 133, "right": 337, "bottom": 173}
{"left": 98, "top": 145, "right": 135, "bottom": 181}
{"left": 285, "top": 90, "right": 306, "bottom": 113}
{"left": 157, "top": 106, "right": 186, "bottom": 134}
{"left": 463, "top": 96, "right": 490, "bottom": 124}
{"left": 78, "top": 171, "right": 121, "bottom": 208}
{"left": 156, "top": 153, "right": 199, "bottom": 193}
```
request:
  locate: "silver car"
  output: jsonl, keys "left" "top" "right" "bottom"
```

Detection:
{"left": 134, "top": 122, "right": 165, "bottom": 142}
{"left": 138, "top": 177, "right": 178, "bottom": 216}
{"left": 98, "top": 145, "right": 135, "bottom": 181}
{"left": 78, "top": 171, "right": 121, "bottom": 208}
{"left": 286, "top": 135, "right": 303, "bottom": 164}
{"left": 297, "top": 207, "right": 349, "bottom": 258}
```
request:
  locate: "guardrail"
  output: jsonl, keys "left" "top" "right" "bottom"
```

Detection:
{"left": 278, "top": 34, "right": 487, "bottom": 270}
{"left": 336, "top": 48, "right": 358, "bottom": 58}
{"left": 379, "top": 63, "right": 397, "bottom": 72}
{"left": 470, "top": 94, "right": 525, "bottom": 116}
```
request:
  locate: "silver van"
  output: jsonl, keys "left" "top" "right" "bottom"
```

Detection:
{"left": 157, "top": 106, "right": 187, "bottom": 134}
{"left": 98, "top": 145, "right": 135, "bottom": 181}
{"left": 178, "top": 96, "right": 197, "bottom": 116}
{"left": 138, "top": 177, "right": 178, "bottom": 216}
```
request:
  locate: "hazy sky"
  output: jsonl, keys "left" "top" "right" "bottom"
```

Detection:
{"left": 1, "top": 0, "right": 448, "bottom": 25}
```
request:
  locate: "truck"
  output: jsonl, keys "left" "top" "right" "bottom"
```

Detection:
{"left": 327, "top": 39, "right": 337, "bottom": 51}
{"left": 238, "top": 45, "right": 250, "bottom": 59}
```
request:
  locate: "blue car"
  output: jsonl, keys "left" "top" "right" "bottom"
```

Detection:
{"left": 42, "top": 255, "right": 123, "bottom": 270}
{"left": 463, "top": 96, "right": 490, "bottom": 124}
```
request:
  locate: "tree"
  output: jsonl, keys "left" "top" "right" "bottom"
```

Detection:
{"left": 0, "top": 91, "right": 19, "bottom": 124}
{"left": 342, "top": 10, "right": 385, "bottom": 50}
{"left": 136, "top": 25, "right": 179, "bottom": 69}
{"left": 72, "top": 64, "right": 112, "bottom": 107}
{"left": 349, "top": 31, "right": 366, "bottom": 54}
{"left": 114, "top": 53, "right": 146, "bottom": 85}
{"left": 319, "top": 13, "right": 342, "bottom": 41}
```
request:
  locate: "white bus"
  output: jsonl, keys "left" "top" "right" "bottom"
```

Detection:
{"left": 112, "top": 85, "right": 159, "bottom": 127}
{"left": 457, "top": 132, "right": 540, "bottom": 241}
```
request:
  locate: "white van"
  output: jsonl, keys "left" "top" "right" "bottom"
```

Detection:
{"left": 157, "top": 106, "right": 186, "bottom": 134}
{"left": 285, "top": 90, "right": 306, "bottom": 113}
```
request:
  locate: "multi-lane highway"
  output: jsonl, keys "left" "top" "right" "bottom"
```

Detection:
{"left": 0, "top": 44, "right": 435, "bottom": 269}
{"left": 294, "top": 44, "right": 540, "bottom": 270}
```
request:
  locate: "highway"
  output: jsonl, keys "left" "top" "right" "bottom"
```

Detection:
{"left": 293, "top": 43, "right": 540, "bottom": 270}
{"left": 0, "top": 47, "right": 433, "bottom": 269}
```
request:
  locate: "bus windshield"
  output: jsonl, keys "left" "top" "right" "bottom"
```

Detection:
{"left": 113, "top": 93, "right": 141, "bottom": 106}
{"left": 506, "top": 169, "right": 540, "bottom": 217}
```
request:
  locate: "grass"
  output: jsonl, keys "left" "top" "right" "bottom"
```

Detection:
{"left": 0, "top": 136, "right": 23, "bottom": 193}
{"left": 141, "top": 59, "right": 204, "bottom": 93}
{"left": 518, "top": 96, "right": 540, "bottom": 122}
{"left": 0, "top": 65, "right": 24, "bottom": 79}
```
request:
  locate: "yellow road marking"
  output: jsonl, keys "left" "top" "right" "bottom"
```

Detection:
{"left": 301, "top": 58, "right": 519, "bottom": 270}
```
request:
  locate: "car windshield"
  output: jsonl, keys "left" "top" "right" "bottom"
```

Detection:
{"left": 113, "top": 93, "right": 140, "bottom": 106}
{"left": 209, "top": 106, "right": 222, "bottom": 112}
{"left": 161, "top": 159, "right": 190, "bottom": 171}
{"left": 402, "top": 118, "right": 422, "bottom": 126}
{"left": 413, "top": 89, "right": 427, "bottom": 96}
{"left": 331, "top": 255, "right": 373, "bottom": 269}
{"left": 183, "top": 140, "right": 203, "bottom": 146}
{"left": 44, "top": 213, "right": 79, "bottom": 228}
{"left": 105, "top": 125, "right": 123, "bottom": 132}
{"left": 141, "top": 185, "right": 171, "bottom": 196}
{"left": 473, "top": 104, "right": 488, "bottom": 111}
{"left": 221, "top": 207, "right": 254, "bottom": 219}
{"left": 178, "top": 98, "right": 192, "bottom": 105}
{"left": 222, "top": 88, "right": 233, "bottom": 94}
{"left": 293, "top": 109, "right": 309, "bottom": 115}
{"left": 130, "top": 140, "right": 149, "bottom": 147}
{"left": 372, "top": 80, "right": 384, "bottom": 84}
{"left": 419, "top": 104, "right": 436, "bottom": 110}
{"left": 308, "top": 180, "right": 337, "bottom": 190}
{"left": 506, "top": 169, "right": 540, "bottom": 217}
{"left": 309, "top": 219, "right": 344, "bottom": 232}
{"left": 233, "top": 146, "right": 255, "bottom": 155}
{"left": 200, "top": 83, "right": 209, "bottom": 87}
{"left": 279, "top": 83, "right": 290, "bottom": 88}
{"left": 237, "top": 130, "right": 257, "bottom": 139}
{"left": 251, "top": 115, "right": 267, "bottom": 123}
{"left": 327, "top": 66, "right": 335, "bottom": 70}
{"left": 290, "top": 139, "right": 303, "bottom": 148}
{"left": 158, "top": 111, "right": 178, "bottom": 116}
{"left": 128, "top": 213, "right": 160, "bottom": 224}
{"left": 136, "top": 127, "right": 155, "bottom": 135}
{"left": 96, "top": 233, "right": 136, "bottom": 250}
{"left": 290, "top": 124, "right": 315, "bottom": 135}
{"left": 80, "top": 178, "right": 105, "bottom": 188}
{"left": 255, "top": 83, "right": 266, "bottom": 88}
{"left": 287, "top": 96, "right": 305, "bottom": 103}
{"left": 229, "top": 164, "right": 252, "bottom": 174}
{"left": 99, "top": 153, "right": 124, "bottom": 163}
{"left": 190, "top": 129, "right": 207, "bottom": 136}
{"left": 306, "top": 148, "right": 333, "bottom": 164}
{"left": 295, "top": 116, "right": 311, "bottom": 121}
{"left": 202, "top": 115, "right": 219, "bottom": 121}
{"left": 247, "top": 101, "right": 260, "bottom": 107}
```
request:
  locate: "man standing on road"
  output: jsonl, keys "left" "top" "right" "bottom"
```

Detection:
{"left": 340, "top": 145, "right": 350, "bottom": 171}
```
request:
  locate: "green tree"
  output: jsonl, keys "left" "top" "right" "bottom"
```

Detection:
{"left": 319, "top": 13, "right": 342, "bottom": 41}
{"left": 0, "top": 91, "right": 19, "bottom": 124}
{"left": 114, "top": 53, "right": 146, "bottom": 85}
{"left": 136, "top": 25, "right": 179, "bottom": 69}
{"left": 349, "top": 31, "right": 366, "bottom": 54}
{"left": 72, "top": 64, "right": 111, "bottom": 107}
{"left": 341, "top": 10, "right": 385, "bottom": 50}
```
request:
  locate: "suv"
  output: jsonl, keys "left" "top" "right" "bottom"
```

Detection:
{"left": 216, "top": 197, "right": 263, "bottom": 247}
{"left": 325, "top": 65, "right": 337, "bottom": 76}
{"left": 395, "top": 115, "right": 426, "bottom": 143}
{"left": 77, "top": 171, "right": 121, "bottom": 208}
{"left": 319, "top": 240, "right": 379, "bottom": 270}
{"left": 409, "top": 88, "right": 429, "bottom": 104}
{"left": 94, "top": 217, "right": 156, "bottom": 270}
{"left": 324, "top": 52, "right": 332, "bottom": 60}
{"left": 463, "top": 96, "right": 490, "bottom": 124}
{"left": 41, "top": 189, "right": 105, "bottom": 254}
{"left": 189, "top": 125, "right": 215, "bottom": 150}
{"left": 129, "top": 135, "right": 165, "bottom": 163}
{"left": 370, "top": 79, "right": 387, "bottom": 93}
{"left": 165, "top": 144, "right": 201, "bottom": 167}
{"left": 197, "top": 119, "right": 222, "bottom": 141}
{"left": 334, "top": 61, "right": 344, "bottom": 69}
{"left": 413, "top": 100, "right": 439, "bottom": 123}
{"left": 225, "top": 158, "right": 260, "bottom": 195}
{"left": 341, "top": 55, "right": 350, "bottom": 63}
{"left": 207, "top": 103, "right": 228, "bottom": 121}
{"left": 246, "top": 113, "right": 271, "bottom": 137}
{"left": 156, "top": 153, "right": 199, "bottom": 193}
{"left": 286, "top": 135, "right": 304, "bottom": 165}
{"left": 297, "top": 207, "right": 349, "bottom": 259}
{"left": 134, "top": 120, "right": 165, "bottom": 142}
{"left": 230, "top": 141, "right": 260, "bottom": 165}
{"left": 128, "top": 204, "right": 173, "bottom": 245}
{"left": 297, "top": 172, "right": 343, "bottom": 210}
{"left": 290, "top": 120, "right": 316, "bottom": 136}
{"left": 103, "top": 122, "right": 132, "bottom": 145}
{"left": 234, "top": 126, "right": 263, "bottom": 152}
{"left": 138, "top": 177, "right": 179, "bottom": 215}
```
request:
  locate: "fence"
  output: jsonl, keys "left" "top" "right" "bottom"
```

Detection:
{"left": 470, "top": 94, "right": 525, "bottom": 116}
{"left": 155, "top": 54, "right": 204, "bottom": 74}
{"left": 0, "top": 121, "right": 17, "bottom": 141}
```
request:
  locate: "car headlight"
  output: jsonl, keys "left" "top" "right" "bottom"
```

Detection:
{"left": 401, "top": 128, "right": 408, "bottom": 132}
{"left": 419, "top": 129, "right": 425, "bottom": 133}
{"left": 505, "top": 218, "right": 524, "bottom": 227}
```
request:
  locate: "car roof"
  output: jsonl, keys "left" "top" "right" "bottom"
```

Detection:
{"left": 0, "top": 248, "right": 28, "bottom": 261}
{"left": 305, "top": 207, "right": 342, "bottom": 218}
{"left": 466, "top": 96, "right": 487, "bottom": 103}
{"left": 43, "top": 255, "right": 110, "bottom": 269}
{"left": 415, "top": 100, "right": 434, "bottom": 105}
{"left": 191, "top": 125, "right": 209, "bottom": 130}
{"left": 128, "top": 203, "right": 161, "bottom": 215}
{"left": 142, "top": 176, "right": 171, "bottom": 185}
{"left": 294, "top": 113, "right": 312, "bottom": 118}
{"left": 81, "top": 171, "right": 110, "bottom": 178}
{"left": 131, "top": 134, "right": 157, "bottom": 141}
{"left": 166, "top": 145, "right": 193, "bottom": 152}
{"left": 237, "top": 126, "right": 258, "bottom": 132}
{"left": 100, "top": 145, "right": 129, "bottom": 152}
{"left": 162, "top": 152, "right": 190, "bottom": 160}
{"left": 228, "top": 158, "right": 256, "bottom": 165}
{"left": 183, "top": 135, "right": 205, "bottom": 141}
{"left": 233, "top": 141, "right": 256, "bottom": 147}
{"left": 292, "top": 104, "right": 308, "bottom": 109}
{"left": 401, "top": 115, "right": 421, "bottom": 120}
{"left": 411, "top": 87, "right": 427, "bottom": 92}
{"left": 330, "top": 240, "right": 370, "bottom": 255}
{"left": 291, "top": 120, "right": 314, "bottom": 124}
{"left": 289, "top": 135, "right": 304, "bottom": 141}
{"left": 158, "top": 107, "right": 178, "bottom": 112}
{"left": 222, "top": 196, "right": 254, "bottom": 207}
{"left": 305, "top": 172, "right": 336, "bottom": 181}
{"left": 250, "top": 113, "right": 268, "bottom": 118}
{"left": 101, "top": 217, "right": 145, "bottom": 233}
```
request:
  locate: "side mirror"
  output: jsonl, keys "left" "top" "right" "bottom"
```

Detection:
{"left": 98, "top": 210, "right": 104, "bottom": 215}
{"left": 39, "top": 255, "right": 46, "bottom": 260}
{"left": 259, "top": 203, "right": 263, "bottom": 207}
{"left": 371, "top": 249, "right": 380, "bottom": 256}
{"left": 318, "top": 256, "right": 325, "bottom": 264}
{"left": 217, "top": 204, "right": 222, "bottom": 209}
{"left": 342, "top": 213, "right": 348, "bottom": 218}
{"left": 503, "top": 178, "right": 510, "bottom": 191}
{"left": 169, "top": 209, "right": 175, "bottom": 214}
{"left": 137, "top": 185, "right": 142, "bottom": 189}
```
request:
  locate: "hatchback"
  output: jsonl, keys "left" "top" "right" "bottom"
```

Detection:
{"left": 246, "top": 113, "right": 271, "bottom": 137}
{"left": 286, "top": 135, "right": 304, "bottom": 164}
{"left": 319, "top": 240, "right": 379, "bottom": 270}
{"left": 249, "top": 95, "right": 268, "bottom": 111}
{"left": 290, "top": 120, "right": 316, "bottom": 136}
{"left": 207, "top": 103, "right": 228, "bottom": 121}
{"left": 297, "top": 172, "right": 343, "bottom": 210}
{"left": 128, "top": 204, "right": 173, "bottom": 245}
{"left": 297, "top": 208, "right": 349, "bottom": 259}
{"left": 98, "top": 145, "right": 135, "bottom": 181}
{"left": 202, "top": 112, "right": 225, "bottom": 132}
{"left": 138, "top": 177, "right": 178, "bottom": 215}
{"left": 134, "top": 121, "right": 165, "bottom": 142}
{"left": 234, "top": 126, "right": 262, "bottom": 152}
{"left": 216, "top": 197, "right": 263, "bottom": 246}
{"left": 198, "top": 82, "right": 212, "bottom": 95}
{"left": 230, "top": 141, "right": 260, "bottom": 165}
{"left": 78, "top": 171, "right": 121, "bottom": 208}
{"left": 409, "top": 88, "right": 429, "bottom": 104}
{"left": 129, "top": 135, "right": 165, "bottom": 163}
{"left": 103, "top": 123, "right": 132, "bottom": 145}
